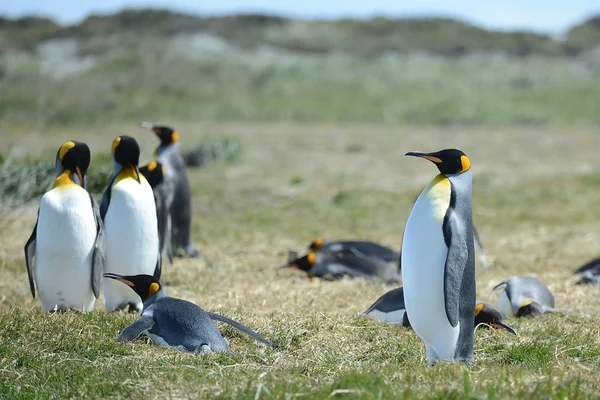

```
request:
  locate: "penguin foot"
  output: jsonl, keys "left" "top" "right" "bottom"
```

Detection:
{"left": 184, "top": 245, "right": 201, "bottom": 259}
{"left": 195, "top": 344, "right": 212, "bottom": 354}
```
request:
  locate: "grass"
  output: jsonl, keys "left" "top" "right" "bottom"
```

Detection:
{"left": 1, "top": 123, "right": 600, "bottom": 398}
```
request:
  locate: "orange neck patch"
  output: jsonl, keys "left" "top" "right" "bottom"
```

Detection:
{"left": 52, "top": 171, "right": 75, "bottom": 189}
{"left": 115, "top": 165, "right": 139, "bottom": 183}
{"left": 474, "top": 303, "right": 484, "bottom": 316}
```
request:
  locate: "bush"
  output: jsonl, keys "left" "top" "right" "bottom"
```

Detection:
{"left": 182, "top": 137, "right": 243, "bottom": 168}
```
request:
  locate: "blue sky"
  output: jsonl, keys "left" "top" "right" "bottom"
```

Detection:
{"left": 2, "top": 0, "right": 599, "bottom": 34}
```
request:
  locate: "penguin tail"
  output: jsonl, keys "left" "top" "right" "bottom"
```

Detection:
{"left": 492, "top": 280, "right": 508, "bottom": 291}
{"left": 207, "top": 311, "right": 274, "bottom": 347}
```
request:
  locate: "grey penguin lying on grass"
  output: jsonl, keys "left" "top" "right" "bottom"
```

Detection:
{"left": 104, "top": 273, "right": 273, "bottom": 353}
{"left": 494, "top": 276, "right": 576, "bottom": 318}
{"left": 360, "top": 286, "right": 516, "bottom": 334}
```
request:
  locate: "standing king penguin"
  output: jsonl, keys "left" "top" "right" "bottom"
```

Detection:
{"left": 141, "top": 122, "right": 199, "bottom": 258}
{"left": 401, "top": 149, "right": 476, "bottom": 366}
{"left": 24, "top": 141, "right": 105, "bottom": 312}
{"left": 139, "top": 160, "right": 174, "bottom": 264}
{"left": 101, "top": 136, "right": 161, "bottom": 313}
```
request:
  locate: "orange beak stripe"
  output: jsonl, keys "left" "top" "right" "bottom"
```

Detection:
{"left": 420, "top": 155, "right": 443, "bottom": 163}
{"left": 117, "top": 278, "right": 135, "bottom": 287}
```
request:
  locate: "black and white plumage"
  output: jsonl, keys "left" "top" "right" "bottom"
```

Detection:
{"left": 574, "top": 258, "right": 600, "bottom": 285}
{"left": 103, "top": 273, "right": 272, "bottom": 353}
{"left": 308, "top": 238, "right": 400, "bottom": 266}
{"left": 401, "top": 149, "right": 476, "bottom": 366}
{"left": 141, "top": 122, "right": 199, "bottom": 259}
{"left": 24, "top": 140, "right": 105, "bottom": 312}
{"left": 100, "top": 136, "right": 161, "bottom": 313}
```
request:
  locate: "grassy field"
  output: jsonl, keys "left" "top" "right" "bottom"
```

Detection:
{"left": 1, "top": 123, "right": 600, "bottom": 399}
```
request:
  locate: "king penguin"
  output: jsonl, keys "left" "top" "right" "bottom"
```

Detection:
{"left": 24, "top": 140, "right": 105, "bottom": 312}
{"left": 101, "top": 136, "right": 161, "bottom": 313}
{"left": 279, "top": 250, "right": 401, "bottom": 283}
{"left": 103, "top": 273, "right": 273, "bottom": 353}
{"left": 141, "top": 122, "right": 199, "bottom": 258}
{"left": 401, "top": 149, "right": 476, "bottom": 365}
{"left": 360, "top": 288, "right": 516, "bottom": 335}
{"left": 493, "top": 276, "right": 576, "bottom": 317}
{"left": 308, "top": 238, "right": 401, "bottom": 265}
{"left": 139, "top": 160, "right": 174, "bottom": 264}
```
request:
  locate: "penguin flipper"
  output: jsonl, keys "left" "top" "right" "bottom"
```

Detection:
{"left": 90, "top": 195, "right": 105, "bottom": 298}
{"left": 206, "top": 312, "right": 274, "bottom": 347}
{"left": 24, "top": 210, "right": 39, "bottom": 298}
{"left": 443, "top": 212, "right": 469, "bottom": 328}
{"left": 99, "top": 174, "right": 116, "bottom": 221}
{"left": 117, "top": 314, "right": 155, "bottom": 342}
{"left": 153, "top": 250, "right": 162, "bottom": 280}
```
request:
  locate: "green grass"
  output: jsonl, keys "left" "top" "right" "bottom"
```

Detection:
{"left": 0, "top": 124, "right": 600, "bottom": 398}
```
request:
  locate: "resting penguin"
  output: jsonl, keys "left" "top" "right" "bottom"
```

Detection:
{"left": 573, "top": 257, "right": 600, "bottom": 285}
{"left": 103, "top": 273, "right": 273, "bottom": 353}
{"left": 308, "top": 238, "right": 400, "bottom": 265}
{"left": 493, "top": 276, "right": 574, "bottom": 318}
{"left": 101, "top": 136, "right": 161, "bottom": 313}
{"left": 278, "top": 250, "right": 401, "bottom": 283}
{"left": 24, "top": 141, "right": 105, "bottom": 312}
{"left": 401, "top": 149, "right": 476, "bottom": 366}
{"left": 141, "top": 122, "right": 199, "bottom": 258}
{"left": 360, "top": 288, "right": 516, "bottom": 335}
{"left": 139, "top": 160, "right": 174, "bottom": 264}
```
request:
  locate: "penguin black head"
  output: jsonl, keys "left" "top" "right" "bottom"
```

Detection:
{"left": 516, "top": 300, "right": 544, "bottom": 318}
{"left": 278, "top": 252, "right": 316, "bottom": 273}
{"left": 141, "top": 122, "right": 179, "bottom": 146}
{"left": 405, "top": 149, "right": 470, "bottom": 175}
{"left": 55, "top": 140, "right": 91, "bottom": 187}
{"left": 103, "top": 273, "right": 162, "bottom": 302}
{"left": 309, "top": 238, "right": 326, "bottom": 251}
{"left": 112, "top": 135, "right": 141, "bottom": 183}
{"left": 474, "top": 303, "right": 517, "bottom": 334}
{"left": 139, "top": 160, "right": 166, "bottom": 188}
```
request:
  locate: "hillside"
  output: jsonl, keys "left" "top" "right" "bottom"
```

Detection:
{"left": 1, "top": 9, "right": 600, "bottom": 128}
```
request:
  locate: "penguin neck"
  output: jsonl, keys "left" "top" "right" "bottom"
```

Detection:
{"left": 143, "top": 290, "right": 166, "bottom": 310}
{"left": 115, "top": 164, "right": 141, "bottom": 183}
{"left": 154, "top": 142, "right": 180, "bottom": 158}
{"left": 52, "top": 170, "right": 76, "bottom": 189}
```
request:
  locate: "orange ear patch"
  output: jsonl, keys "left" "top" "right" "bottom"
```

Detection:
{"left": 460, "top": 155, "right": 471, "bottom": 172}
{"left": 475, "top": 303, "right": 484, "bottom": 316}
{"left": 148, "top": 282, "right": 160, "bottom": 299}
{"left": 307, "top": 252, "right": 317, "bottom": 264}
{"left": 112, "top": 137, "right": 122, "bottom": 154}
{"left": 147, "top": 160, "right": 158, "bottom": 171}
{"left": 59, "top": 141, "right": 76, "bottom": 161}
{"left": 171, "top": 131, "right": 180, "bottom": 143}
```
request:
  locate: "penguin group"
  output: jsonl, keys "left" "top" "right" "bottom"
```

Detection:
{"left": 22, "top": 137, "right": 588, "bottom": 364}
{"left": 24, "top": 127, "right": 271, "bottom": 353}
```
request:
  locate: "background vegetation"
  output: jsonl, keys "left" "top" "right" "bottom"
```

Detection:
{"left": 1, "top": 10, "right": 600, "bottom": 129}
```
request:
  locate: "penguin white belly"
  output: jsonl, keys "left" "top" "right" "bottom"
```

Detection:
{"left": 401, "top": 178, "right": 459, "bottom": 362}
{"left": 497, "top": 291, "right": 514, "bottom": 318}
{"left": 35, "top": 187, "right": 96, "bottom": 312}
{"left": 366, "top": 309, "right": 406, "bottom": 326}
{"left": 103, "top": 179, "right": 158, "bottom": 310}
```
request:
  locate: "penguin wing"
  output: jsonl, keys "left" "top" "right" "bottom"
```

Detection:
{"left": 24, "top": 210, "right": 39, "bottom": 298}
{"left": 117, "top": 313, "right": 155, "bottom": 342}
{"left": 361, "top": 287, "right": 405, "bottom": 315}
{"left": 99, "top": 174, "right": 117, "bottom": 221}
{"left": 153, "top": 249, "right": 162, "bottom": 280}
{"left": 206, "top": 312, "right": 273, "bottom": 347}
{"left": 90, "top": 194, "right": 105, "bottom": 298}
{"left": 443, "top": 212, "right": 469, "bottom": 328}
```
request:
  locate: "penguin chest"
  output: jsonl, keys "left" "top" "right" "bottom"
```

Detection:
{"left": 401, "top": 176, "right": 454, "bottom": 339}
{"left": 104, "top": 178, "right": 158, "bottom": 274}
{"left": 35, "top": 187, "right": 96, "bottom": 311}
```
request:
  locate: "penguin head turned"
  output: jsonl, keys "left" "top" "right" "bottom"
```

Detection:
{"left": 103, "top": 273, "right": 163, "bottom": 304}
{"left": 141, "top": 122, "right": 179, "bottom": 155}
{"left": 111, "top": 135, "right": 141, "bottom": 183}
{"left": 474, "top": 303, "right": 517, "bottom": 334}
{"left": 278, "top": 252, "right": 317, "bottom": 273}
{"left": 516, "top": 300, "right": 544, "bottom": 318}
{"left": 309, "top": 237, "right": 326, "bottom": 251}
{"left": 405, "top": 149, "right": 470, "bottom": 176}
{"left": 139, "top": 160, "right": 166, "bottom": 189}
{"left": 54, "top": 140, "right": 91, "bottom": 188}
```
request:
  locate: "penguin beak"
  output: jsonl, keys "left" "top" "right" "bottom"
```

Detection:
{"left": 491, "top": 321, "right": 517, "bottom": 335}
{"left": 75, "top": 166, "right": 85, "bottom": 187}
{"left": 405, "top": 152, "right": 443, "bottom": 164}
{"left": 276, "top": 262, "right": 295, "bottom": 270}
{"left": 103, "top": 273, "right": 135, "bottom": 287}
{"left": 131, "top": 164, "right": 141, "bottom": 183}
